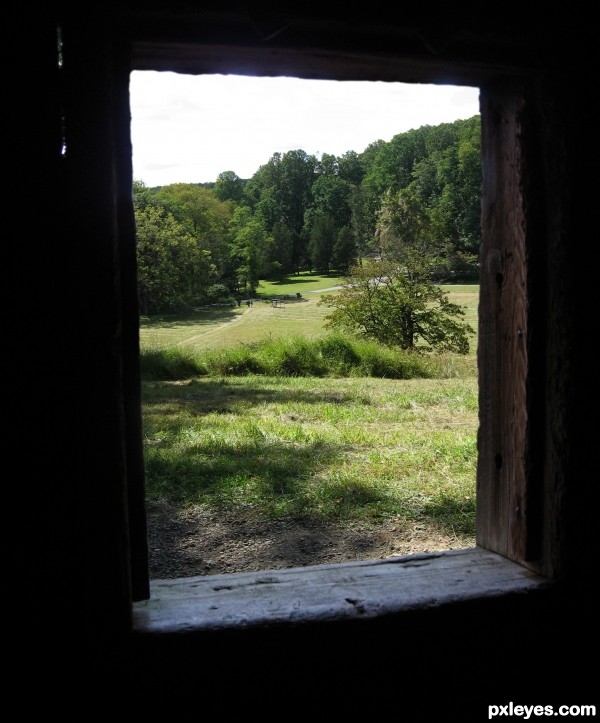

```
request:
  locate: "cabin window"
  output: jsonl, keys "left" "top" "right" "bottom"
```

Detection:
{"left": 122, "top": 41, "right": 547, "bottom": 624}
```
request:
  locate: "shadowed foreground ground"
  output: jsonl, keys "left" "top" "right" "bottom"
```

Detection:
{"left": 147, "top": 499, "right": 475, "bottom": 580}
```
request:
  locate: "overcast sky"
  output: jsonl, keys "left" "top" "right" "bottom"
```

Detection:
{"left": 129, "top": 71, "right": 480, "bottom": 187}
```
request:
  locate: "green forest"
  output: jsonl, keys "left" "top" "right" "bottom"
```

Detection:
{"left": 134, "top": 114, "right": 481, "bottom": 315}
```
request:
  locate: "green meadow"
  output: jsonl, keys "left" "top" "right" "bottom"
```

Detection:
{"left": 140, "top": 276, "right": 480, "bottom": 546}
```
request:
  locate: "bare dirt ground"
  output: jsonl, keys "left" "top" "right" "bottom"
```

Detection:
{"left": 147, "top": 499, "right": 474, "bottom": 580}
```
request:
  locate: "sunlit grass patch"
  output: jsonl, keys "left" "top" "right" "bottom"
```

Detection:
{"left": 143, "top": 375, "right": 477, "bottom": 539}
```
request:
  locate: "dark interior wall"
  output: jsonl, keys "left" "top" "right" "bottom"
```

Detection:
{"left": 16, "top": 4, "right": 596, "bottom": 716}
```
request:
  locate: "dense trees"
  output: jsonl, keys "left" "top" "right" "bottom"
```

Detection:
{"left": 213, "top": 171, "right": 245, "bottom": 203}
{"left": 228, "top": 207, "right": 271, "bottom": 296}
{"left": 134, "top": 115, "right": 481, "bottom": 313}
{"left": 135, "top": 192, "right": 216, "bottom": 314}
{"left": 308, "top": 213, "right": 336, "bottom": 273}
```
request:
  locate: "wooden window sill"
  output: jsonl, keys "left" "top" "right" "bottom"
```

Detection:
{"left": 132, "top": 547, "right": 550, "bottom": 634}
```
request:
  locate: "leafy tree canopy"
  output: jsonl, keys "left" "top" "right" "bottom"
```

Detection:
{"left": 319, "top": 258, "right": 474, "bottom": 354}
{"left": 134, "top": 114, "right": 481, "bottom": 313}
{"left": 214, "top": 170, "right": 245, "bottom": 203}
{"left": 135, "top": 203, "right": 216, "bottom": 314}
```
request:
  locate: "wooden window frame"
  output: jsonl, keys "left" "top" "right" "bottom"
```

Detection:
{"left": 100, "top": 27, "right": 557, "bottom": 630}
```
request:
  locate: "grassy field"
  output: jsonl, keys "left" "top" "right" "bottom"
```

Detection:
{"left": 143, "top": 375, "right": 478, "bottom": 540}
{"left": 140, "top": 280, "right": 480, "bottom": 542}
{"left": 140, "top": 275, "right": 479, "bottom": 363}
{"left": 139, "top": 272, "right": 345, "bottom": 352}
{"left": 256, "top": 272, "right": 344, "bottom": 297}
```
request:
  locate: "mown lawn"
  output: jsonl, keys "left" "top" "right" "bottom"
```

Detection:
{"left": 140, "top": 281, "right": 479, "bottom": 360}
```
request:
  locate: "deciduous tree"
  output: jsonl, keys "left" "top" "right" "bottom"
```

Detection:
{"left": 319, "top": 258, "right": 474, "bottom": 353}
{"left": 135, "top": 204, "right": 216, "bottom": 314}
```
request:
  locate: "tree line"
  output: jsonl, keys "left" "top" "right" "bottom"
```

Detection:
{"left": 134, "top": 114, "right": 481, "bottom": 316}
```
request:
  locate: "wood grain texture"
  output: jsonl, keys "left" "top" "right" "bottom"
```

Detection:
{"left": 132, "top": 548, "right": 549, "bottom": 633}
{"left": 477, "top": 84, "right": 529, "bottom": 562}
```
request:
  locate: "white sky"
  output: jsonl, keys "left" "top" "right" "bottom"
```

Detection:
{"left": 129, "top": 71, "right": 480, "bottom": 187}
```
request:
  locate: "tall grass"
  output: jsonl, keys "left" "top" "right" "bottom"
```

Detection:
{"left": 140, "top": 332, "right": 442, "bottom": 381}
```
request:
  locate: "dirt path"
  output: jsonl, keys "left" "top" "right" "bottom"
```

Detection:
{"left": 176, "top": 284, "right": 344, "bottom": 348}
{"left": 176, "top": 306, "right": 250, "bottom": 346}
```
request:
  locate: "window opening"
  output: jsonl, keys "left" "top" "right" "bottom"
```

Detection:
{"left": 129, "top": 71, "right": 481, "bottom": 581}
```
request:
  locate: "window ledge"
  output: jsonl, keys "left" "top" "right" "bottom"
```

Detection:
{"left": 132, "top": 547, "right": 551, "bottom": 634}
